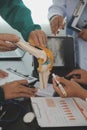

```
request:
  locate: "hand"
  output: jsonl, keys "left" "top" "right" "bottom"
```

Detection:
{"left": 78, "top": 29, "right": 87, "bottom": 41}
{"left": 50, "top": 15, "right": 65, "bottom": 35}
{"left": 52, "top": 76, "right": 87, "bottom": 100}
{"left": 0, "top": 33, "right": 20, "bottom": 51}
{"left": 66, "top": 69, "right": 87, "bottom": 85}
{"left": 0, "top": 69, "right": 8, "bottom": 78}
{"left": 28, "top": 30, "right": 47, "bottom": 47}
{"left": 2, "top": 80, "right": 37, "bottom": 100}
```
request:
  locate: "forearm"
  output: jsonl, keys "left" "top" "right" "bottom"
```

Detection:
{"left": 0, "top": 0, "right": 41, "bottom": 41}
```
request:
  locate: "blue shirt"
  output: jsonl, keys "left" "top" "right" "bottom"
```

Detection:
{"left": 48, "top": 0, "right": 87, "bottom": 70}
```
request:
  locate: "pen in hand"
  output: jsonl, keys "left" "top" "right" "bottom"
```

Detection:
{"left": 52, "top": 73, "right": 67, "bottom": 97}
{"left": 57, "top": 17, "right": 67, "bottom": 33}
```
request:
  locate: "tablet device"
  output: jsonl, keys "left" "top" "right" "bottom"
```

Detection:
{"left": 47, "top": 35, "right": 76, "bottom": 69}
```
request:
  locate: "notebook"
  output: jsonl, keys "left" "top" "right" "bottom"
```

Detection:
{"left": 0, "top": 48, "right": 25, "bottom": 59}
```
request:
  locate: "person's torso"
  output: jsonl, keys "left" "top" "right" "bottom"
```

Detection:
{"left": 65, "top": 0, "right": 79, "bottom": 20}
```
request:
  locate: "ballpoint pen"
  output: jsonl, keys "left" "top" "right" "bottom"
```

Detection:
{"left": 52, "top": 73, "right": 67, "bottom": 97}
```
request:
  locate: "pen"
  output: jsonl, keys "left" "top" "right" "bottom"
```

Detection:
{"left": 57, "top": 17, "right": 67, "bottom": 33}
{"left": 52, "top": 73, "right": 67, "bottom": 97}
{"left": 65, "top": 74, "right": 81, "bottom": 80}
{"left": 0, "top": 111, "right": 6, "bottom": 119}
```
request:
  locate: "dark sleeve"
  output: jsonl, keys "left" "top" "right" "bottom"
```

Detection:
{"left": 0, "top": 0, "right": 41, "bottom": 41}
{"left": 0, "top": 87, "right": 5, "bottom": 102}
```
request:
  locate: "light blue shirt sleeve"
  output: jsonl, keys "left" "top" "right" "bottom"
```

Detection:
{"left": 48, "top": 0, "right": 87, "bottom": 70}
{"left": 48, "top": 0, "right": 66, "bottom": 20}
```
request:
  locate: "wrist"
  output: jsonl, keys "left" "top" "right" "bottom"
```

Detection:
{"left": 50, "top": 15, "right": 58, "bottom": 22}
{"left": 80, "top": 89, "right": 87, "bottom": 101}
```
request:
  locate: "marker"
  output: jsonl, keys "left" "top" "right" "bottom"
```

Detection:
{"left": 57, "top": 17, "right": 67, "bottom": 33}
{"left": 52, "top": 73, "right": 67, "bottom": 97}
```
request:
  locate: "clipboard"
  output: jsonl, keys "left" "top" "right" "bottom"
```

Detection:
{"left": 0, "top": 68, "right": 37, "bottom": 86}
{"left": 31, "top": 97, "right": 87, "bottom": 127}
{"left": 68, "top": 0, "right": 87, "bottom": 32}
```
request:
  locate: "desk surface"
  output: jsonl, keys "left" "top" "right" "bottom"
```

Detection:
{"left": 0, "top": 99, "right": 87, "bottom": 130}
{"left": 0, "top": 56, "right": 87, "bottom": 130}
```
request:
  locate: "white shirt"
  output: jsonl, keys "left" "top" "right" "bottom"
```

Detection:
{"left": 48, "top": 0, "right": 87, "bottom": 70}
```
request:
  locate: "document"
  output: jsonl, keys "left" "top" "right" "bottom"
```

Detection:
{"left": 0, "top": 68, "right": 37, "bottom": 85}
{"left": 31, "top": 97, "right": 87, "bottom": 127}
{"left": 34, "top": 81, "right": 55, "bottom": 97}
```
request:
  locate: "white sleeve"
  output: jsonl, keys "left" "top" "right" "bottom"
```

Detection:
{"left": 48, "top": 0, "right": 66, "bottom": 20}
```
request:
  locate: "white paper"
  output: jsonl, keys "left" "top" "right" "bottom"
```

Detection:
{"left": 34, "top": 82, "right": 55, "bottom": 97}
{"left": 31, "top": 97, "right": 87, "bottom": 127}
{"left": 0, "top": 68, "right": 37, "bottom": 85}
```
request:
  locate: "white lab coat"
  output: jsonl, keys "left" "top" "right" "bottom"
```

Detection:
{"left": 48, "top": 0, "right": 87, "bottom": 70}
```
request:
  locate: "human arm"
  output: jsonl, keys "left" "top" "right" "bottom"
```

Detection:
{"left": 0, "top": 33, "right": 20, "bottom": 51}
{"left": 48, "top": 0, "right": 66, "bottom": 35}
{"left": 0, "top": 79, "right": 37, "bottom": 101}
{"left": 0, "top": 0, "right": 40, "bottom": 41}
{"left": 49, "top": 16, "right": 66, "bottom": 35}
{"left": 66, "top": 69, "right": 87, "bottom": 85}
{"left": 52, "top": 76, "right": 87, "bottom": 101}
{"left": 0, "top": 0, "right": 47, "bottom": 47}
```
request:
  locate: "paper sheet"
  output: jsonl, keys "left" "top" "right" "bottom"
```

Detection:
{"left": 34, "top": 82, "right": 55, "bottom": 97}
{"left": 31, "top": 97, "right": 87, "bottom": 127}
{"left": 0, "top": 68, "right": 37, "bottom": 85}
